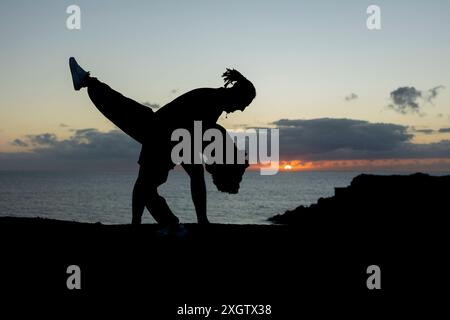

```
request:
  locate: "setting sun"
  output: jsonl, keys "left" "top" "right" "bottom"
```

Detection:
{"left": 284, "top": 164, "right": 292, "bottom": 170}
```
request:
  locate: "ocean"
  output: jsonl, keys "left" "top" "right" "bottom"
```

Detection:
{"left": 0, "top": 170, "right": 411, "bottom": 224}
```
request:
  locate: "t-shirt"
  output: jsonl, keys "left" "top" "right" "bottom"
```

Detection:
{"left": 138, "top": 87, "right": 226, "bottom": 170}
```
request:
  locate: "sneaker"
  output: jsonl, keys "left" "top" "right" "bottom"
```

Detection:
{"left": 69, "top": 57, "right": 90, "bottom": 90}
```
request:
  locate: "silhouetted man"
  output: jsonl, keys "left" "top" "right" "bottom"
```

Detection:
{"left": 69, "top": 58, "right": 255, "bottom": 227}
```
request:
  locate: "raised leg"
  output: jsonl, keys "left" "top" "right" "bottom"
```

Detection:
{"left": 87, "top": 78, "right": 154, "bottom": 144}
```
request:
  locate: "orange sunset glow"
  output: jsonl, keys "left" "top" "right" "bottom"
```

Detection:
{"left": 250, "top": 158, "right": 450, "bottom": 172}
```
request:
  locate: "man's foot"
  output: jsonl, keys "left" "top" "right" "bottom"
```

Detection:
{"left": 69, "top": 57, "right": 90, "bottom": 91}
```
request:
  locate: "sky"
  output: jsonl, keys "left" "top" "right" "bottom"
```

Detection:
{"left": 1, "top": 0, "right": 450, "bottom": 171}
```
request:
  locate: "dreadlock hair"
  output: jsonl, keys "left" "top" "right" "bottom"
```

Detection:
{"left": 204, "top": 124, "right": 249, "bottom": 194}
{"left": 222, "top": 68, "right": 256, "bottom": 105}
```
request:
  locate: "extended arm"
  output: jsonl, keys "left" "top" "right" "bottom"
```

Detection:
{"left": 182, "top": 164, "right": 209, "bottom": 224}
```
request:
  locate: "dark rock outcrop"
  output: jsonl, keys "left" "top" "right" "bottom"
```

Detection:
{"left": 269, "top": 173, "right": 450, "bottom": 230}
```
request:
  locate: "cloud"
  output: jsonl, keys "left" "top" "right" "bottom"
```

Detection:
{"left": 388, "top": 85, "right": 445, "bottom": 114}
{"left": 273, "top": 118, "right": 450, "bottom": 161}
{"left": 3, "top": 118, "right": 450, "bottom": 170}
{"left": 11, "top": 139, "right": 28, "bottom": 147}
{"left": 439, "top": 128, "right": 450, "bottom": 133}
{"left": 72, "top": 128, "right": 97, "bottom": 135}
{"left": 142, "top": 101, "right": 160, "bottom": 109}
{"left": 344, "top": 93, "right": 358, "bottom": 102}
{"left": 2, "top": 129, "right": 140, "bottom": 170}
{"left": 414, "top": 129, "right": 435, "bottom": 134}
{"left": 426, "top": 85, "right": 445, "bottom": 104}
{"left": 59, "top": 123, "right": 69, "bottom": 127}
{"left": 26, "top": 133, "right": 58, "bottom": 146}
{"left": 388, "top": 87, "right": 422, "bottom": 114}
